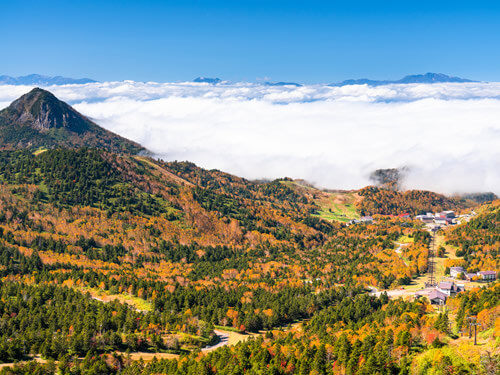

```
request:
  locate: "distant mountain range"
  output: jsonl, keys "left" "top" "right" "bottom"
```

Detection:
{"left": 330, "top": 73, "right": 475, "bottom": 87}
{"left": 192, "top": 73, "right": 474, "bottom": 86}
{"left": 193, "top": 77, "right": 222, "bottom": 84}
{"left": 0, "top": 73, "right": 476, "bottom": 87}
{"left": 264, "top": 81, "right": 302, "bottom": 87}
{"left": 0, "top": 87, "right": 144, "bottom": 153}
{"left": 0, "top": 74, "right": 96, "bottom": 86}
{"left": 193, "top": 77, "right": 303, "bottom": 87}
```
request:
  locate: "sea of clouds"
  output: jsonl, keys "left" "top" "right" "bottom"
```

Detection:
{"left": 1, "top": 81, "right": 499, "bottom": 195}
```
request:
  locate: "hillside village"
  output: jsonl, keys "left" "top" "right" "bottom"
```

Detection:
{"left": 368, "top": 208, "right": 497, "bottom": 309}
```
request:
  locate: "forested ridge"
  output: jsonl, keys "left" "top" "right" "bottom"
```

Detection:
{"left": 0, "top": 148, "right": 496, "bottom": 374}
{"left": 444, "top": 201, "right": 500, "bottom": 273}
{"left": 4, "top": 284, "right": 498, "bottom": 374}
{"left": 356, "top": 186, "right": 470, "bottom": 216}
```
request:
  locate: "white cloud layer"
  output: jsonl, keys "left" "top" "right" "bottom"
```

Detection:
{"left": 1, "top": 81, "right": 499, "bottom": 195}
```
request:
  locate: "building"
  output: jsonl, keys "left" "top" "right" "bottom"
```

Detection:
{"left": 465, "top": 273, "right": 478, "bottom": 281}
{"left": 429, "top": 289, "right": 448, "bottom": 305}
{"left": 434, "top": 217, "right": 454, "bottom": 226}
{"left": 478, "top": 271, "right": 497, "bottom": 281}
{"left": 416, "top": 214, "right": 434, "bottom": 223}
{"left": 464, "top": 271, "right": 496, "bottom": 282}
{"left": 349, "top": 216, "right": 373, "bottom": 225}
{"left": 450, "top": 266, "right": 464, "bottom": 278}
{"left": 437, "top": 281, "right": 463, "bottom": 296}
{"left": 427, "top": 211, "right": 455, "bottom": 226}
{"left": 438, "top": 210, "right": 455, "bottom": 219}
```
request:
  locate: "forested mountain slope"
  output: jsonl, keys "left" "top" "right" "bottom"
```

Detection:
{"left": 356, "top": 186, "right": 470, "bottom": 216}
{"left": 445, "top": 200, "right": 500, "bottom": 272}
{"left": 0, "top": 90, "right": 497, "bottom": 374}
{"left": 0, "top": 148, "right": 497, "bottom": 374}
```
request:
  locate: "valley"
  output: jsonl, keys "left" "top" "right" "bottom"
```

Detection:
{"left": 0, "top": 89, "right": 496, "bottom": 375}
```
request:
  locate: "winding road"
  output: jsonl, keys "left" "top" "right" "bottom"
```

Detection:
{"left": 201, "top": 330, "right": 230, "bottom": 352}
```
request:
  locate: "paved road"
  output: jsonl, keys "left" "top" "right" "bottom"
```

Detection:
{"left": 202, "top": 330, "right": 230, "bottom": 352}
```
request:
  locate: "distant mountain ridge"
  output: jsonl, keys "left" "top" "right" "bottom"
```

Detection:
{"left": 0, "top": 73, "right": 477, "bottom": 87}
{"left": 192, "top": 77, "right": 304, "bottom": 87}
{"left": 0, "top": 88, "right": 145, "bottom": 153}
{"left": 0, "top": 74, "right": 96, "bottom": 86}
{"left": 193, "top": 77, "right": 222, "bottom": 84}
{"left": 191, "top": 73, "right": 474, "bottom": 87}
{"left": 264, "top": 81, "right": 302, "bottom": 87}
{"left": 331, "top": 72, "right": 475, "bottom": 87}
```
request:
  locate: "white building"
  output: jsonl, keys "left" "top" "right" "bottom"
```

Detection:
{"left": 437, "top": 281, "right": 463, "bottom": 296}
{"left": 450, "top": 266, "right": 464, "bottom": 278}
{"left": 478, "top": 271, "right": 497, "bottom": 281}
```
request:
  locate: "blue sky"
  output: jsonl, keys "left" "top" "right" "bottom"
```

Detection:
{"left": 2, "top": 0, "right": 500, "bottom": 83}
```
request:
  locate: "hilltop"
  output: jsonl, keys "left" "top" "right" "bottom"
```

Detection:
{"left": 0, "top": 88, "right": 145, "bottom": 154}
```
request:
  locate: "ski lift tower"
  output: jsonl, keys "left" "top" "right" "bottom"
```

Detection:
{"left": 426, "top": 227, "right": 438, "bottom": 287}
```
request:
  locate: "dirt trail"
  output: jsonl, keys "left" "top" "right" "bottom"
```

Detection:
{"left": 121, "top": 329, "right": 253, "bottom": 361}
{"left": 0, "top": 355, "right": 48, "bottom": 369}
{"left": 133, "top": 156, "right": 194, "bottom": 187}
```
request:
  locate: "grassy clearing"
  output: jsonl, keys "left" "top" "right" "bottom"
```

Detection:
{"left": 398, "top": 274, "right": 429, "bottom": 291}
{"left": 224, "top": 330, "right": 260, "bottom": 346}
{"left": 282, "top": 180, "right": 361, "bottom": 223}
{"left": 312, "top": 191, "right": 361, "bottom": 223}
{"left": 178, "top": 332, "right": 211, "bottom": 344}
{"left": 397, "top": 235, "right": 414, "bottom": 244}
{"left": 33, "top": 148, "right": 48, "bottom": 156}
{"left": 435, "top": 234, "right": 462, "bottom": 262}
{"left": 78, "top": 287, "right": 153, "bottom": 312}
{"left": 214, "top": 325, "right": 242, "bottom": 333}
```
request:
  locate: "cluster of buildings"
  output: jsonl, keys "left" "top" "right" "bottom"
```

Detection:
{"left": 422, "top": 281, "right": 465, "bottom": 305}
{"left": 425, "top": 270, "right": 497, "bottom": 305}
{"left": 358, "top": 207, "right": 497, "bottom": 307}
{"left": 348, "top": 209, "right": 476, "bottom": 227}
{"left": 427, "top": 283, "right": 461, "bottom": 305}
{"left": 414, "top": 210, "right": 477, "bottom": 227}
{"left": 350, "top": 210, "right": 474, "bottom": 227}
{"left": 450, "top": 267, "right": 497, "bottom": 282}
{"left": 415, "top": 210, "right": 456, "bottom": 226}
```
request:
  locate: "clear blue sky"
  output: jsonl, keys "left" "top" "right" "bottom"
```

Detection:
{"left": 2, "top": 0, "right": 500, "bottom": 83}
